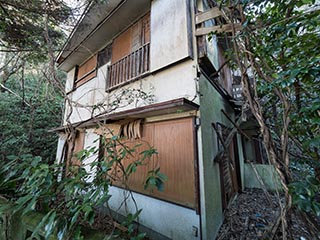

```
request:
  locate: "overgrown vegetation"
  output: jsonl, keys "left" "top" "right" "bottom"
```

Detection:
{"left": 0, "top": 0, "right": 319, "bottom": 238}
{"left": 214, "top": 0, "right": 320, "bottom": 237}
{"left": 0, "top": 130, "right": 166, "bottom": 239}
{"left": 0, "top": 65, "right": 64, "bottom": 162}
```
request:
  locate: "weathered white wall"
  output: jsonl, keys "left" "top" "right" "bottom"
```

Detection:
{"left": 65, "top": 68, "right": 75, "bottom": 93}
{"left": 244, "top": 164, "right": 281, "bottom": 191}
{"left": 108, "top": 187, "right": 200, "bottom": 240}
{"left": 64, "top": 64, "right": 109, "bottom": 124}
{"left": 65, "top": 60, "right": 198, "bottom": 124}
{"left": 107, "top": 60, "right": 198, "bottom": 113}
{"left": 82, "top": 129, "right": 100, "bottom": 182}
{"left": 150, "top": 0, "right": 191, "bottom": 71}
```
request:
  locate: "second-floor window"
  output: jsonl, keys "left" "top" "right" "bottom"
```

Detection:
{"left": 74, "top": 55, "right": 97, "bottom": 88}
{"left": 107, "top": 12, "right": 150, "bottom": 90}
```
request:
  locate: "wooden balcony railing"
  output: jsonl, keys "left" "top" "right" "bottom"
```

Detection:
{"left": 107, "top": 43, "right": 150, "bottom": 90}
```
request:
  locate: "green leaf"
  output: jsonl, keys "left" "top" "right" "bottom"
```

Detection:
{"left": 44, "top": 211, "right": 57, "bottom": 239}
{"left": 31, "top": 210, "right": 54, "bottom": 239}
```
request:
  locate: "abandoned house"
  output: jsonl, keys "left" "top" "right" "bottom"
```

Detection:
{"left": 54, "top": 0, "right": 279, "bottom": 239}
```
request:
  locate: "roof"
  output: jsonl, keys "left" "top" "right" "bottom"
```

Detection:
{"left": 57, "top": 0, "right": 150, "bottom": 72}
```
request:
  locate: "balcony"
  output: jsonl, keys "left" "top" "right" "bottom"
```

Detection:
{"left": 107, "top": 43, "right": 150, "bottom": 90}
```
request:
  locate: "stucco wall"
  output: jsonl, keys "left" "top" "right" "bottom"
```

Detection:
{"left": 244, "top": 163, "right": 281, "bottom": 191}
{"left": 197, "top": 75, "right": 242, "bottom": 239}
{"left": 108, "top": 187, "right": 200, "bottom": 240}
{"left": 64, "top": 60, "right": 198, "bottom": 124}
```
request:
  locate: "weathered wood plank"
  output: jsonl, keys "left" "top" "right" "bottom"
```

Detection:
{"left": 195, "top": 23, "right": 241, "bottom": 36}
{"left": 195, "top": 7, "right": 222, "bottom": 24}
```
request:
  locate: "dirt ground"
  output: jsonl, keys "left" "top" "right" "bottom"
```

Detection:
{"left": 217, "top": 188, "right": 320, "bottom": 240}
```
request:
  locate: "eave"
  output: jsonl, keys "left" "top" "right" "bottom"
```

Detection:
{"left": 50, "top": 98, "right": 199, "bottom": 133}
{"left": 57, "top": 0, "right": 150, "bottom": 72}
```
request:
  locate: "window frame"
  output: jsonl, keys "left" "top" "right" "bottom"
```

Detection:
{"left": 74, "top": 55, "right": 98, "bottom": 89}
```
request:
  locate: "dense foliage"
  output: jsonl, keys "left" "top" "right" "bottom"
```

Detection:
{"left": 216, "top": 0, "right": 320, "bottom": 228}
{"left": 0, "top": 66, "right": 63, "bottom": 162}
{"left": 0, "top": 134, "right": 164, "bottom": 239}
{"left": 243, "top": 0, "right": 320, "bottom": 164}
{"left": 0, "top": 0, "right": 71, "bottom": 58}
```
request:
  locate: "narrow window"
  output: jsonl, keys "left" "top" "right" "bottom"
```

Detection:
{"left": 74, "top": 55, "right": 97, "bottom": 88}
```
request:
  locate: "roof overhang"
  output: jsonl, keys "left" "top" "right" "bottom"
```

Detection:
{"left": 57, "top": 0, "right": 150, "bottom": 72}
{"left": 50, "top": 98, "right": 199, "bottom": 133}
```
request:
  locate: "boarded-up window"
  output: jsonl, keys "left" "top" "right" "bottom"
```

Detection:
{"left": 112, "top": 12, "right": 150, "bottom": 63}
{"left": 142, "top": 13, "right": 150, "bottom": 45}
{"left": 107, "top": 12, "right": 150, "bottom": 89}
{"left": 74, "top": 55, "right": 97, "bottom": 88}
{"left": 101, "top": 118, "right": 197, "bottom": 208}
{"left": 111, "top": 28, "right": 132, "bottom": 63}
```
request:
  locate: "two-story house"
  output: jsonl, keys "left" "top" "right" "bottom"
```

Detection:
{"left": 53, "top": 0, "right": 275, "bottom": 239}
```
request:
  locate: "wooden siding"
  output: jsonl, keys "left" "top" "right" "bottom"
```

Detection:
{"left": 152, "top": 118, "right": 196, "bottom": 207}
{"left": 75, "top": 55, "right": 97, "bottom": 88}
{"left": 111, "top": 28, "right": 132, "bottom": 63}
{"left": 107, "top": 12, "right": 150, "bottom": 90}
{"left": 106, "top": 118, "right": 197, "bottom": 208}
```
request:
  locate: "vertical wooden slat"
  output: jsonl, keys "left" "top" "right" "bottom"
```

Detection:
{"left": 125, "top": 56, "right": 129, "bottom": 82}
{"left": 116, "top": 61, "right": 120, "bottom": 86}
{"left": 113, "top": 64, "right": 116, "bottom": 87}
{"left": 107, "top": 42, "right": 150, "bottom": 89}
{"left": 141, "top": 46, "right": 145, "bottom": 73}
{"left": 132, "top": 51, "right": 136, "bottom": 78}
{"left": 122, "top": 58, "right": 125, "bottom": 84}
{"left": 139, "top": 47, "right": 142, "bottom": 75}
{"left": 128, "top": 53, "right": 132, "bottom": 80}
{"left": 136, "top": 50, "right": 139, "bottom": 77}
{"left": 115, "top": 62, "right": 119, "bottom": 87}
{"left": 146, "top": 44, "right": 150, "bottom": 71}
{"left": 106, "top": 65, "right": 110, "bottom": 89}
{"left": 110, "top": 118, "right": 196, "bottom": 208}
{"left": 111, "top": 65, "right": 115, "bottom": 88}
{"left": 119, "top": 59, "right": 123, "bottom": 85}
